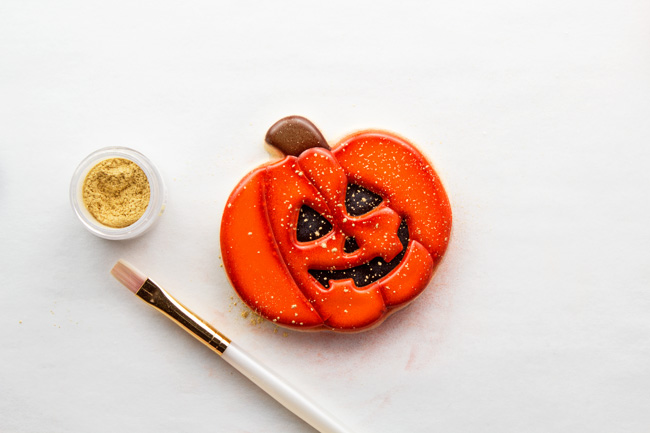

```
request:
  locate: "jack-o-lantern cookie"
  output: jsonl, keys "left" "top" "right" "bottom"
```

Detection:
{"left": 220, "top": 116, "right": 451, "bottom": 332}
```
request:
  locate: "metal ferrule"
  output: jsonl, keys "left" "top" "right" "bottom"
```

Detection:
{"left": 137, "top": 279, "right": 230, "bottom": 355}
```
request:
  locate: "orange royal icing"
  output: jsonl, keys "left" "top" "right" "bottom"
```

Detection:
{"left": 220, "top": 128, "right": 451, "bottom": 332}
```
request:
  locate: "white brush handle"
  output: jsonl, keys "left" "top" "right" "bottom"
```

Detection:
{"left": 222, "top": 342, "right": 352, "bottom": 433}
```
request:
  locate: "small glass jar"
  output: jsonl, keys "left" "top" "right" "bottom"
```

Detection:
{"left": 70, "top": 147, "right": 167, "bottom": 240}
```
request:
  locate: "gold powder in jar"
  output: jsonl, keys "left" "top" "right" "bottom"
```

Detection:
{"left": 82, "top": 158, "right": 150, "bottom": 228}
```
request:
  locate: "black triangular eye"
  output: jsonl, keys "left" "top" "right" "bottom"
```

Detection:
{"left": 345, "top": 184, "right": 383, "bottom": 216}
{"left": 296, "top": 205, "right": 333, "bottom": 242}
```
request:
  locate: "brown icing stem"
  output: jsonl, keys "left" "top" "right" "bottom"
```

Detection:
{"left": 265, "top": 116, "right": 331, "bottom": 156}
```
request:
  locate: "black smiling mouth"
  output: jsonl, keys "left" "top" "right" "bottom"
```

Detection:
{"left": 308, "top": 220, "right": 409, "bottom": 289}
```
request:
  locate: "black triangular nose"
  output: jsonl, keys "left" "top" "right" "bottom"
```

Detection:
{"left": 344, "top": 236, "right": 360, "bottom": 253}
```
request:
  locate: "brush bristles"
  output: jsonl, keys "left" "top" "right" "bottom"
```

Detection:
{"left": 111, "top": 260, "right": 147, "bottom": 293}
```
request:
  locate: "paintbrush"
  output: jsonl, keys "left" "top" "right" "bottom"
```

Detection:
{"left": 111, "top": 259, "right": 352, "bottom": 433}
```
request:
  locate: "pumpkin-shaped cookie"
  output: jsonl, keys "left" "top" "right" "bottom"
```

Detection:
{"left": 220, "top": 116, "right": 451, "bottom": 331}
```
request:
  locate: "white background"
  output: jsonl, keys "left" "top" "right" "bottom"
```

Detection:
{"left": 1, "top": 1, "right": 649, "bottom": 432}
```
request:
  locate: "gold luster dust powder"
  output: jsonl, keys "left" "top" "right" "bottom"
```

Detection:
{"left": 82, "top": 158, "right": 150, "bottom": 228}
